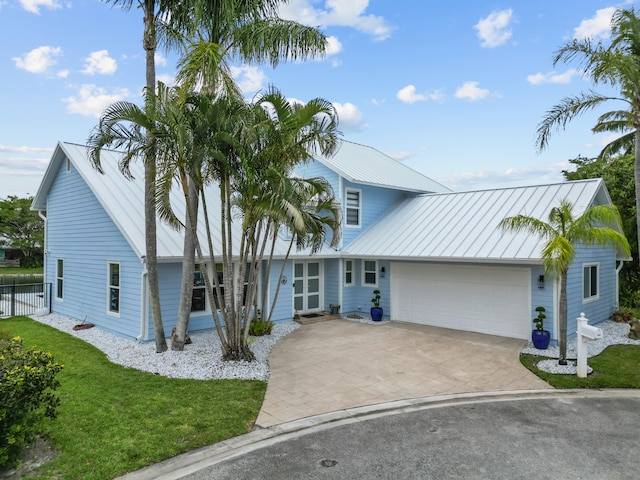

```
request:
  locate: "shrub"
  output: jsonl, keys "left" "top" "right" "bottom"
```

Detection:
{"left": 248, "top": 318, "right": 274, "bottom": 336}
{"left": 0, "top": 337, "right": 63, "bottom": 469}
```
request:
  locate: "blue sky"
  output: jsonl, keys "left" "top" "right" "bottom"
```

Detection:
{"left": 0, "top": 0, "right": 634, "bottom": 197}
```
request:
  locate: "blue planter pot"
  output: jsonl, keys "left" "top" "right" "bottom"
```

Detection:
{"left": 371, "top": 307, "right": 384, "bottom": 322}
{"left": 532, "top": 330, "right": 551, "bottom": 350}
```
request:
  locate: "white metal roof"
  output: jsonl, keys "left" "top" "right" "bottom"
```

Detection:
{"left": 343, "top": 179, "right": 619, "bottom": 263}
{"left": 315, "top": 140, "right": 451, "bottom": 193}
{"left": 32, "top": 142, "right": 327, "bottom": 260}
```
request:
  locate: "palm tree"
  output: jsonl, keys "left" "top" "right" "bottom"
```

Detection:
{"left": 535, "top": 7, "right": 640, "bottom": 262}
{"left": 499, "top": 200, "right": 630, "bottom": 365}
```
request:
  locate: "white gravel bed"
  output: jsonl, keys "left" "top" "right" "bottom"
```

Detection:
{"left": 521, "top": 320, "right": 640, "bottom": 374}
{"left": 29, "top": 312, "right": 299, "bottom": 381}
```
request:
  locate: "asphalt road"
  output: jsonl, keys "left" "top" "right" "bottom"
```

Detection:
{"left": 181, "top": 393, "right": 640, "bottom": 480}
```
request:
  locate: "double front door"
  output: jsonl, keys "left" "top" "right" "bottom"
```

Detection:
{"left": 293, "top": 261, "right": 321, "bottom": 314}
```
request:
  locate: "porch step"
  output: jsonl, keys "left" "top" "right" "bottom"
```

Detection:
{"left": 294, "top": 312, "right": 342, "bottom": 325}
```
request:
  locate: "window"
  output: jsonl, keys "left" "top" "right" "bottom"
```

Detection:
{"left": 66, "top": 158, "right": 71, "bottom": 173}
{"left": 55, "top": 259, "right": 64, "bottom": 300}
{"left": 345, "top": 189, "right": 361, "bottom": 227}
{"left": 108, "top": 262, "right": 120, "bottom": 314}
{"left": 583, "top": 263, "right": 599, "bottom": 302}
{"left": 191, "top": 264, "right": 206, "bottom": 312}
{"left": 345, "top": 260, "right": 354, "bottom": 286}
{"left": 363, "top": 260, "right": 377, "bottom": 286}
{"left": 212, "top": 264, "right": 224, "bottom": 309}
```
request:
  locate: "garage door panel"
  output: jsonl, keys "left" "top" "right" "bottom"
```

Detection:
{"left": 391, "top": 263, "right": 530, "bottom": 339}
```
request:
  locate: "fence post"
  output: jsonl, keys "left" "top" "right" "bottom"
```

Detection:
{"left": 10, "top": 282, "right": 15, "bottom": 317}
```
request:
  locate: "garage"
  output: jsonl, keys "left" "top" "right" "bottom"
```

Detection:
{"left": 390, "top": 263, "right": 531, "bottom": 339}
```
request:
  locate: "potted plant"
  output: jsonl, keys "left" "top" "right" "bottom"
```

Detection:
{"left": 371, "top": 289, "right": 383, "bottom": 321}
{"left": 532, "top": 306, "right": 550, "bottom": 349}
{"left": 329, "top": 304, "right": 340, "bottom": 314}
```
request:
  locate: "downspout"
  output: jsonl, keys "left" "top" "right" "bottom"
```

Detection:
{"left": 338, "top": 258, "right": 343, "bottom": 315}
{"left": 138, "top": 257, "right": 149, "bottom": 342}
{"left": 38, "top": 211, "right": 47, "bottom": 284}
{"left": 615, "top": 260, "right": 624, "bottom": 310}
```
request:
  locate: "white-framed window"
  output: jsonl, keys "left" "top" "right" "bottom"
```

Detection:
{"left": 363, "top": 260, "right": 377, "bottom": 287}
{"left": 583, "top": 263, "right": 599, "bottom": 302}
{"left": 55, "top": 258, "right": 64, "bottom": 301}
{"left": 345, "top": 188, "right": 361, "bottom": 227}
{"left": 345, "top": 259, "right": 354, "bottom": 286}
{"left": 191, "top": 264, "right": 206, "bottom": 312}
{"left": 108, "top": 262, "right": 120, "bottom": 315}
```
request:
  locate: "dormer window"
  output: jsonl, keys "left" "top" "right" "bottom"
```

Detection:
{"left": 345, "top": 188, "right": 361, "bottom": 227}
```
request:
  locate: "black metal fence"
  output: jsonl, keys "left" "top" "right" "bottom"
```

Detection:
{"left": 0, "top": 283, "right": 51, "bottom": 318}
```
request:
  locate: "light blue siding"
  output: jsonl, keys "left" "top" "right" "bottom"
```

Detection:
{"left": 342, "top": 181, "right": 407, "bottom": 247}
{"left": 565, "top": 244, "right": 618, "bottom": 338}
{"left": 323, "top": 259, "right": 340, "bottom": 311}
{"left": 265, "top": 259, "right": 294, "bottom": 322}
{"left": 339, "top": 258, "right": 390, "bottom": 320}
{"left": 530, "top": 265, "right": 555, "bottom": 340}
{"left": 45, "top": 156, "right": 142, "bottom": 338}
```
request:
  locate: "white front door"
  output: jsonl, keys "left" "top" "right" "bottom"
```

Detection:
{"left": 293, "top": 261, "right": 322, "bottom": 314}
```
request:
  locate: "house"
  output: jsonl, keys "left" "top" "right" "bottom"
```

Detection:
{"left": 32, "top": 140, "right": 627, "bottom": 345}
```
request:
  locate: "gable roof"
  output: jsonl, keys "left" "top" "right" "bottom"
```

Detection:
{"left": 343, "top": 179, "right": 623, "bottom": 263}
{"left": 315, "top": 140, "right": 451, "bottom": 194}
{"left": 32, "top": 142, "right": 313, "bottom": 260}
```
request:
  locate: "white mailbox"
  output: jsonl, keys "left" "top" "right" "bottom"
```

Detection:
{"left": 576, "top": 313, "right": 602, "bottom": 378}
{"left": 580, "top": 323, "right": 603, "bottom": 341}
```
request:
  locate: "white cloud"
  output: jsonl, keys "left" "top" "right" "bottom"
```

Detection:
{"left": 474, "top": 9, "right": 514, "bottom": 48}
{"left": 0, "top": 145, "right": 53, "bottom": 154}
{"left": 157, "top": 73, "right": 175, "bottom": 86}
{"left": 387, "top": 150, "right": 413, "bottom": 162}
{"left": 527, "top": 69, "right": 578, "bottom": 85}
{"left": 279, "top": 0, "right": 394, "bottom": 41}
{"left": 19, "top": 0, "right": 60, "bottom": 14}
{"left": 332, "top": 102, "right": 363, "bottom": 132}
{"left": 454, "top": 81, "right": 490, "bottom": 101}
{"left": 82, "top": 50, "right": 117, "bottom": 75}
{"left": 63, "top": 84, "right": 130, "bottom": 117}
{"left": 438, "top": 162, "right": 568, "bottom": 191}
{"left": 13, "top": 46, "right": 62, "bottom": 75}
{"left": 230, "top": 65, "right": 268, "bottom": 94}
{"left": 574, "top": 7, "right": 615, "bottom": 40}
{"left": 325, "top": 36, "right": 343, "bottom": 56}
{"left": 155, "top": 53, "right": 167, "bottom": 67}
{"left": 396, "top": 85, "right": 444, "bottom": 104}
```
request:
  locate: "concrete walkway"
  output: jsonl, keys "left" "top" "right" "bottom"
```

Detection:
{"left": 256, "top": 319, "right": 551, "bottom": 427}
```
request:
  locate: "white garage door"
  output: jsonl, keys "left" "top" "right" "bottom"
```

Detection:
{"left": 391, "top": 263, "right": 531, "bottom": 339}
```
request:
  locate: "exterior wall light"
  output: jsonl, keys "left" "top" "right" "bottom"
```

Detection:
{"left": 538, "top": 275, "right": 545, "bottom": 289}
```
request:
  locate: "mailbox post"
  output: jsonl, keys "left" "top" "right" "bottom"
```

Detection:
{"left": 576, "top": 313, "right": 603, "bottom": 378}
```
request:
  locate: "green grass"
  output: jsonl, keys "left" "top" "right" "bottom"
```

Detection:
{"left": 0, "top": 267, "right": 43, "bottom": 276}
{"left": 0, "top": 316, "right": 266, "bottom": 479}
{"left": 521, "top": 344, "right": 640, "bottom": 388}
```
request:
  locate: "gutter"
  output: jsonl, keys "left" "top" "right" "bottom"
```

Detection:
{"left": 138, "top": 257, "right": 149, "bottom": 342}
{"left": 615, "top": 260, "right": 625, "bottom": 309}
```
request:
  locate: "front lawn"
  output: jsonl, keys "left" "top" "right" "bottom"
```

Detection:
{"left": 0, "top": 316, "right": 266, "bottom": 480}
{"left": 0, "top": 267, "right": 43, "bottom": 276}
{"left": 521, "top": 344, "right": 640, "bottom": 388}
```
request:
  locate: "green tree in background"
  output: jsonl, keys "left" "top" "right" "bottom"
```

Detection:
{"left": 563, "top": 154, "right": 640, "bottom": 305}
{"left": 0, "top": 196, "right": 43, "bottom": 267}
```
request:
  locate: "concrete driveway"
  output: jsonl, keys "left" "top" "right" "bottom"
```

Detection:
{"left": 256, "top": 319, "right": 551, "bottom": 427}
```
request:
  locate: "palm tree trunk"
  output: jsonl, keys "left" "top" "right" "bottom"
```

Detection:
{"left": 558, "top": 272, "right": 568, "bottom": 365}
{"left": 172, "top": 176, "right": 198, "bottom": 351}
{"left": 143, "top": 0, "right": 167, "bottom": 353}
{"left": 634, "top": 129, "right": 640, "bottom": 265}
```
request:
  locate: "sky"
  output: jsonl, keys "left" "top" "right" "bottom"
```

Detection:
{"left": 0, "top": 0, "right": 636, "bottom": 198}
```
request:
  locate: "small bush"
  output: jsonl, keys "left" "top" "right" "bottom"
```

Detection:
{"left": 249, "top": 318, "right": 274, "bottom": 336}
{"left": 0, "top": 337, "right": 63, "bottom": 469}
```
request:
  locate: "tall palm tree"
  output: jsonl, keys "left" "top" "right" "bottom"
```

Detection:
{"left": 500, "top": 200, "right": 629, "bottom": 365}
{"left": 536, "top": 7, "right": 640, "bottom": 261}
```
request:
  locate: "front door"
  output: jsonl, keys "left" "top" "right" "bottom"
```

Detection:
{"left": 293, "top": 261, "right": 322, "bottom": 314}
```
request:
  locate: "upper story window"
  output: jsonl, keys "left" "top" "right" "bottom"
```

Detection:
{"left": 345, "top": 259, "right": 354, "bottom": 286}
{"left": 108, "top": 262, "right": 120, "bottom": 314}
{"left": 345, "top": 189, "right": 361, "bottom": 227}
{"left": 363, "top": 260, "right": 377, "bottom": 287}
{"left": 583, "top": 263, "right": 599, "bottom": 302}
{"left": 55, "top": 259, "right": 64, "bottom": 301}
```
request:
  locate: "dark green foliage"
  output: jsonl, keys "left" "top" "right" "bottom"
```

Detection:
{"left": 0, "top": 196, "right": 44, "bottom": 268}
{"left": 533, "top": 306, "right": 546, "bottom": 331}
{"left": 562, "top": 154, "right": 640, "bottom": 305}
{"left": 249, "top": 318, "right": 274, "bottom": 336}
{"left": 0, "top": 337, "right": 63, "bottom": 469}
